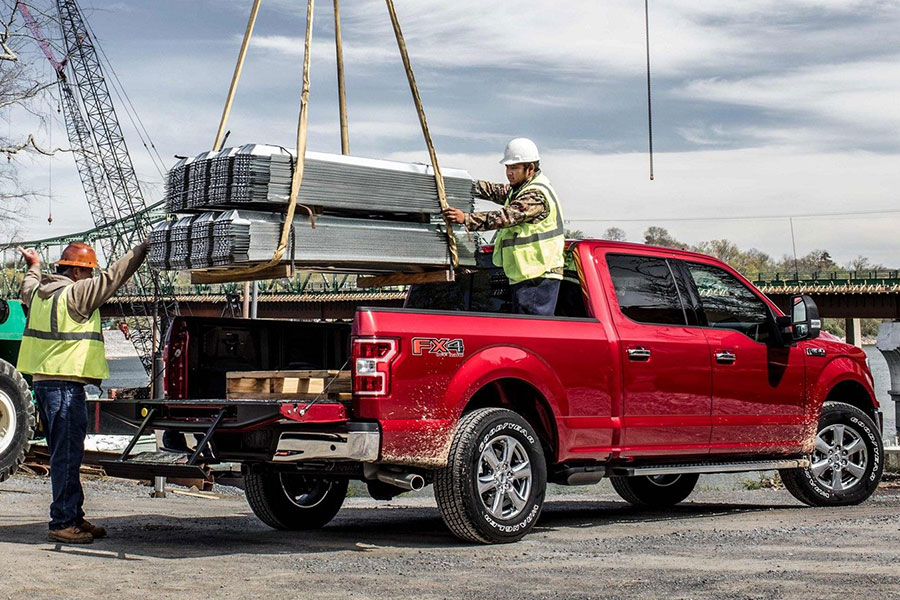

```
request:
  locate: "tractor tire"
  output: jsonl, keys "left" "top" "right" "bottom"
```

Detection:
{"left": 245, "top": 470, "right": 347, "bottom": 530}
{"left": 0, "top": 358, "right": 34, "bottom": 483}
{"left": 611, "top": 473, "right": 699, "bottom": 508}
{"left": 434, "top": 408, "right": 547, "bottom": 544}
{"left": 780, "top": 401, "right": 883, "bottom": 507}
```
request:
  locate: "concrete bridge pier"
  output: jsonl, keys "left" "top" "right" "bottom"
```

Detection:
{"left": 845, "top": 318, "right": 863, "bottom": 347}
{"left": 875, "top": 324, "right": 900, "bottom": 472}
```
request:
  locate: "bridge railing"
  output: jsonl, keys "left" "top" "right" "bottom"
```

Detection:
{"left": 752, "top": 271, "right": 900, "bottom": 289}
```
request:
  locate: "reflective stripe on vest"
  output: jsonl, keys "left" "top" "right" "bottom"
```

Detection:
{"left": 16, "top": 286, "right": 109, "bottom": 380}
{"left": 493, "top": 173, "right": 565, "bottom": 284}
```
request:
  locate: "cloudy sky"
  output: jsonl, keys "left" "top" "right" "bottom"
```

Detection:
{"left": 9, "top": 0, "right": 900, "bottom": 266}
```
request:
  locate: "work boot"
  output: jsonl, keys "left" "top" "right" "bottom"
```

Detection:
{"left": 77, "top": 519, "right": 107, "bottom": 539}
{"left": 47, "top": 525, "right": 93, "bottom": 544}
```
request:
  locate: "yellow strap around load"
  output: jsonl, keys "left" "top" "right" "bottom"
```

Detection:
{"left": 202, "top": 0, "right": 458, "bottom": 281}
{"left": 385, "top": 0, "right": 459, "bottom": 271}
{"left": 204, "top": 0, "right": 316, "bottom": 282}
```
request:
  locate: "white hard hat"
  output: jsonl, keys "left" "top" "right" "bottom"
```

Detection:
{"left": 500, "top": 137, "right": 540, "bottom": 165}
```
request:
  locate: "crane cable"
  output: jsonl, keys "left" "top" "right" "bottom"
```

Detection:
{"left": 385, "top": 0, "right": 459, "bottom": 271}
{"left": 644, "top": 0, "right": 654, "bottom": 181}
{"left": 82, "top": 15, "right": 168, "bottom": 178}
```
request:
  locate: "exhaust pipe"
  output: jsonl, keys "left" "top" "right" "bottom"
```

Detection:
{"left": 375, "top": 470, "right": 425, "bottom": 491}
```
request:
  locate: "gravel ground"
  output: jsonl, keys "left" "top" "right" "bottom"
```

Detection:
{"left": 1, "top": 473, "right": 898, "bottom": 600}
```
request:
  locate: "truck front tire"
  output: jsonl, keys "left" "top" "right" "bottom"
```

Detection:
{"left": 780, "top": 401, "right": 883, "bottom": 507}
{"left": 0, "top": 359, "right": 34, "bottom": 483}
{"left": 611, "top": 473, "right": 699, "bottom": 507}
{"left": 244, "top": 471, "right": 348, "bottom": 530}
{"left": 435, "top": 408, "right": 547, "bottom": 544}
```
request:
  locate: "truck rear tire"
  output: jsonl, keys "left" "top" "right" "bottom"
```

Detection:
{"left": 611, "top": 473, "right": 699, "bottom": 507}
{"left": 780, "top": 401, "right": 883, "bottom": 507}
{"left": 0, "top": 359, "right": 34, "bottom": 483}
{"left": 244, "top": 471, "right": 347, "bottom": 530}
{"left": 434, "top": 408, "right": 547, "bottom": 544}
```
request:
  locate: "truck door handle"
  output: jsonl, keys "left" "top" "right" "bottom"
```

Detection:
{"left": 715, "top": 351, "right": 736, "bottom": 365}
{"left": 627, "top": 347, "right": 652, "bottom": 361}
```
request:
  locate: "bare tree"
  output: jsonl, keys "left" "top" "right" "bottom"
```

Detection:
{"left": 601, "top": 227, "right": 626, "bottom": 242}
{"left": 0, "top": 1, "right": 67, "bottom": 234}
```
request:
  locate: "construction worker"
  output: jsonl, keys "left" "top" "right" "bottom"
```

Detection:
{"left": 443, "top": 138, "right": 565, "bottom": 315}
{"left": 16, "top": 240, "right": 148, "bottom": 544}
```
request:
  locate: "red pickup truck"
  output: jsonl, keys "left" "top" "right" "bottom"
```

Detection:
{"left": 102, "top": 240, "right": 884, "bottom": 543}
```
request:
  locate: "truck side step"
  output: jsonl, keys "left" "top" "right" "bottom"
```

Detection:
{"left": 610, "top": 458, "right": 809, "bottom": 478}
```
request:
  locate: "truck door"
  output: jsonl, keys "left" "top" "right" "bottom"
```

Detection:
{"left": 679, "top": 260, "right": 807, "bottom": 454}
{"left": 604, "top": 253, "right": 712, "bottom": 457}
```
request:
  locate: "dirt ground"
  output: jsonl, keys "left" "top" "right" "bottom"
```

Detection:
{"left": 1, "top": 473, "right": 899, "bottom": 600}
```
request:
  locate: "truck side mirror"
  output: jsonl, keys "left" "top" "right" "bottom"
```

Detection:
{"left": 791, "top": 294, "right": 821, "bottom": 341}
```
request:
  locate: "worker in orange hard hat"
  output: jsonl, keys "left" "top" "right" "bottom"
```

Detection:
{"left": 16, "top": 238, "right": 148, "bottom": 545}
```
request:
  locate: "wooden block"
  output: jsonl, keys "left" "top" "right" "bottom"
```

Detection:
{"left": 228, "top": 378, "right": 271, "bottom": 395}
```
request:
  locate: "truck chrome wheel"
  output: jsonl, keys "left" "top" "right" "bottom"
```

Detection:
{"left": 477, "top": 435, "right": 532, "bottom": 520}
{"left": 780, "top": 401, "right": 883, "bottom": 507}
{"left": 0, "top": 390, "right": 16, "bottom": 455}
{"left": 279, "top": 473, "right": 332, "bottom": 509}
{"left": 811, "top": 424, "right": 868, "bottom": 492}
{"left": 245, "top": 471, "right": 348, "bottom": 530}
{"left": 435, "top": 408, "right": 547, "bottom": 543}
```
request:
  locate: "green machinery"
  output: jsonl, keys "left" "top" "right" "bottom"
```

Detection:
{"left": 0, "top": 299, "right": 35, "bottom": 482}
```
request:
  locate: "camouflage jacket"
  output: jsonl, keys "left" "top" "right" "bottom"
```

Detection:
{"left": 465, "top": 171, "right": 563, "bottom": 277}
{"left": 464, "top": 172, "right": 550, "bottom": 233}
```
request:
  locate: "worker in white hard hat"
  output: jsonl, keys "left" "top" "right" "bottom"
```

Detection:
{"left": 443, "top": 138, "right": 565, "bottom": 315}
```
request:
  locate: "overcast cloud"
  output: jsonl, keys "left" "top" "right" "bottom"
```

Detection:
{"left": 7, "top": 0, "right": 900, "bottom": 266}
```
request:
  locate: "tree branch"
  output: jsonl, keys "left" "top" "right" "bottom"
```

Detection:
{"left": 0, "top": 79, "right": 54, "bottom": 108}
{"left": 1, "top": 133, "right": 74, "bottom": 156}
{"left": 1, "top": 2, "right": 19, "bottom": 61}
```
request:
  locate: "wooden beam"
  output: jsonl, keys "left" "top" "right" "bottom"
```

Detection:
{"left": 191, "top": 264, "right": 293, "bottom": 285}
{"left": 357, "top": 269, "right": 454, "bottom": 288}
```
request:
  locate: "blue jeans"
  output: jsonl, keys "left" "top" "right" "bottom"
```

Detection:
{"left": 510, "top": 278, "right": 561, "bottom": 316}
{"left": 33, "top": 381, "right": 87, "bottom": 531}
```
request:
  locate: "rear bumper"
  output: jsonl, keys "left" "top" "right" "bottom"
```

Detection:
{"left": 273, "top": 421, "right": 380, "bottom": 462}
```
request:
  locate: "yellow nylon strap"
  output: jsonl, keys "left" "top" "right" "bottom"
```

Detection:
{"left": 334, "top": 0, "right": 350, "bottom": 155}
{"left": 385, "top": 0, "right": 459, "bottom": 270}
{"left": 213, "top": 0, "right": 262, "bottom": 152}
{"left": 208, "top": 0, "right": 316, "bottom": 280}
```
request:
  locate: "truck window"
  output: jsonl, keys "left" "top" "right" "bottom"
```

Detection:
{"left": 406, "top": 248, "right": 588, "bottom": 318}
{"left": 684, "top": 262, "right": 772, "bottom": 342}
{"left": 606, "top": 254, "right": 686, "bottom": 325}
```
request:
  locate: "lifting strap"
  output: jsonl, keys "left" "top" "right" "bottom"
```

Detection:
{"left": 202, "top": 0, "right": 457, "bottom": 280}
{"left": 385, "top": 0, "right": 459, "bottom": 271}
{"left": 204, "top": 0, "right": 316, "bottom": 281}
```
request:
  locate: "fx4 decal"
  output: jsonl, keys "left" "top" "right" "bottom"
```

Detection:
{"left": 412, "top": 337, "right": 465, "bottom": 358}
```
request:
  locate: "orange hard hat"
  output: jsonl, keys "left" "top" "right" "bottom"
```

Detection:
{"left": 57, "top": 242, "right": 99, "bottom": 269}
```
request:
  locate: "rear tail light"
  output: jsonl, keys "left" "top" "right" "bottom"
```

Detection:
{"left": 352, "top": 338, "right": 398, "bottom": 397}
{"left": 164, "top": 320, "right": 190, "bottom": 399}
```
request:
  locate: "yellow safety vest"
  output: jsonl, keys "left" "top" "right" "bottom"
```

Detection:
{"left": 17, "top": 286, "right": 109, "bottom": 380}
{"left": 493, "top": 172, "right": 565, "bottom": 284}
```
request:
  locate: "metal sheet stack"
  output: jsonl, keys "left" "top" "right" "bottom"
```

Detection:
{"left": 155, "top": 145, "right": 477, "bottom": 273}
{"left": 148, "top": 220, "right": 174, "bottom": 270}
